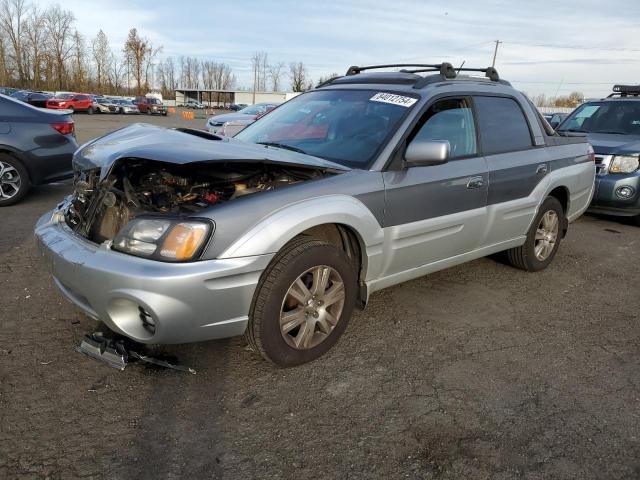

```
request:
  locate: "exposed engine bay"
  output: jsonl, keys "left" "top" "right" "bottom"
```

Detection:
{"left": 65, "top": 159, "right": 329, "bottom": 243}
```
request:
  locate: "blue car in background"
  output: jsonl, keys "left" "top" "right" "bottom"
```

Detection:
{"left": 0, "top": 94, "right": 78, "bottom": 206}
{"left": 557, "top": 84, "right": 640, "bottom": 226}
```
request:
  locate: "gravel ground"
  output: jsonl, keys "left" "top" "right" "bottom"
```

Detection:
{"left": 1, "top": 113, "right": 639, "bottom": 479}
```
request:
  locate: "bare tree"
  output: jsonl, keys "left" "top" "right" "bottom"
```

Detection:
{"left": 108, "top": 54, "right": 125, "bottom": 93}
{"left": 268, "top": 61, "right": 285, "bottom": 92}
{"left": 251, "top": 51, "right": 268, "bottom": 93}
{"left": 23, "top": 5, "right": 47, "bottom": 88}
{"left": 44, "top": 4, "right": 75, "bottom": 90}
{"left": 289, "top": 61, "right": 307, "bottom": 92}
{"left": 91, "top": 29, "right": 111, "bottom": 90}
{"left": 70, "top": 30, "right": 88, "bottom": 90}
{"left": 0, "top": 0, "right": 28, "bottom": 84}
{"left": 123, "top": 27, "right": 151, "bottom": 94}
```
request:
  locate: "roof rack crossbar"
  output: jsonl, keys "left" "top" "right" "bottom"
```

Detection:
{"left": 346, "top": 63, "right": 457, "bottom": 79}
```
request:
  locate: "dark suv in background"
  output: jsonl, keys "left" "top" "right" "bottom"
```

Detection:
{"left": 0, "top": 94, "right": 77, "bottom": 205}
{"left": 557, "top": 85, "right": 640, "bottom": 225}
{"left": 134, "top": 96, "right": 168, "bottom": 115}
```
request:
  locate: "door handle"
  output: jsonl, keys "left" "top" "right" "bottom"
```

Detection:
{"left": 536, "top": 164, "right": 548, "bottom": 175}
{"left": 466, "top": 176, "right": 484, "bottom": 189}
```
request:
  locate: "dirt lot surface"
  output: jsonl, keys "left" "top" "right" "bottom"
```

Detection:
{"left": 1, "top": 112, "right": 639, "bottom": 479}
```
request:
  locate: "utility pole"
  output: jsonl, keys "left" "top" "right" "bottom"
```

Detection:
{"left": 492, "top": 40, "right": 502, "bottom": 68}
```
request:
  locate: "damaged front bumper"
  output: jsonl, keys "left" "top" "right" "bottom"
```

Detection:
{"left": 35, "top": 204, "right": 274, "bottom": 344}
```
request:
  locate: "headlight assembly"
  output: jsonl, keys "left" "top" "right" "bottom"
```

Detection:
{"left": 609, "top": 155, "right": 640, "bottom": 174}
{"left": 113, "top": 218, "right": 212, "bottom": 261}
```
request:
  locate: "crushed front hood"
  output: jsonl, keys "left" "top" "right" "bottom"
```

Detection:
{"left": 73, "top": 123, "right": 349, "bottom": 178}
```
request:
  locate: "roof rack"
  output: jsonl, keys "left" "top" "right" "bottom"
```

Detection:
{"left": 340, "top": 62, "right": 505, "bottom": 88}
{"left": 346, "top": 63, "right": 458, "bottom": 79}
{"left": 609, "top": 84, "right": 640, "bottom": 97}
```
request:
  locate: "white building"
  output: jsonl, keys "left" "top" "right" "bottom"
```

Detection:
{"left": 174, "top": 88, "right": 301, "bottom": 107}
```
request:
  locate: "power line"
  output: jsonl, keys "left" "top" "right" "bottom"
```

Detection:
{"left": 504, "top": 40, "right": 640, "bottom": 53}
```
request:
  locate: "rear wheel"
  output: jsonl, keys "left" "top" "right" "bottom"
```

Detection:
{"left": 632, "top": 215, "right": 640, "bottom": 227}
{"left": 506, "top": 196, "right": 565, "bottom": 271}
{"left": 246, "top": 236, "right": 357, "bottom": 367}
{"left": 0, "top": 154, "right": 30, "bottom": 206}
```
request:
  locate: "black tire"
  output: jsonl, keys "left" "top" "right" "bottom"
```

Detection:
{"left": 246, "top": 236, "right": 357, "bottom": 367}
{"left": 0, "top": 154, "right": 31, "bottom": 206}
{"left": 506, "top": 196, "right": 565, "bottom": 271}
{"left": 87, "top": 106, "right": 93, "bottom": 115}
{"left": 632, "top": 215, "right": 640, "bottom": 227}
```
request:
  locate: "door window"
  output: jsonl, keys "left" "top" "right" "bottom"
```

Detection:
{"left": 474, "top": 96, "right": 533, "bottom": 154}
{"left": 408, "top": 98, "right": 477, "bottom": 159}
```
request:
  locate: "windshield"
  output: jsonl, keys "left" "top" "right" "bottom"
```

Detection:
{"left": 148, "top": 98, "right": 161, "bottom": 104}
{"left": 558, "top": 101, "right": 640, "bottom": 135}
{"left": 235, "top": 89, "right": 417, "bottom": 168}
{"left": 57, "top": 93, "right": 74, "bottom": 99}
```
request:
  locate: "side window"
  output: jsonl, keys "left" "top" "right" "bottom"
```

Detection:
{"left": 474, "top": 96, "right": 533, "bottom": 154}
{"left": 408, "top": 98, "right": 477, "bottom": 159}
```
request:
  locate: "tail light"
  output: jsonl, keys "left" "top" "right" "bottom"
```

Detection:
{"left": 588, "top": 144, "right": 595, "bottom": 162}
{"left": 51, "top": 121, "right": 74, "bottom": 136}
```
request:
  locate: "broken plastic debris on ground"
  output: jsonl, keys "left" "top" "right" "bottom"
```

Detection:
{"left": 76, "top": 331, "right": 196, "bottom": 374}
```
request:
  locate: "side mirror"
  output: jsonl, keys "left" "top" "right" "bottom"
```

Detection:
{"left": 404, "top": 139, "right": 450, "bottom": 167}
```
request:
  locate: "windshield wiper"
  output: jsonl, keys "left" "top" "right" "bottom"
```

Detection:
{"left": 257, "top": 142, "right": 307, "bottom": 155}
{"left": 559, "top": 128, "right": 586, "bottom": 133}
{"left": 593, "top": 130, "right": 627, "bottom": 135}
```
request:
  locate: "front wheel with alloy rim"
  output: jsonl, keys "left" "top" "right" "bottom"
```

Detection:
{"left": 246, "top": 236, "right": 357, "bottom": 367}
{"left": 0, "top": 154, "right": 30, "bottom": 206}
{"left": 506, "top": 196, "right": 565, "bottom": 271}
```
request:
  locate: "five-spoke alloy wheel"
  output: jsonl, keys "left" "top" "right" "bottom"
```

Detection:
{"left": 246, "top": 236, "right": 357, "bottom": 367}
{"left": 506, "top": 196, "right": 565, "bottom": 271}
{"left": 280, "top": 265, "right": 346, "bottom": 350}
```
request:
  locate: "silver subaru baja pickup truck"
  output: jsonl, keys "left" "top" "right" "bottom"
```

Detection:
{"left": 35, "top": 63, "right": 595, "bottom": 366}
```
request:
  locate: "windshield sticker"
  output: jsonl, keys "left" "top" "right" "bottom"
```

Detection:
{"left": 370, "top": 92, "right": 417, "bottom": 107}
{"left": 576, "top": 105, "right": 600, "bottom": 118}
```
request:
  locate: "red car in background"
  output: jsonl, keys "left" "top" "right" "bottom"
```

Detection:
{"left": 46, "top": 93, "right": 93, "bottom": 113}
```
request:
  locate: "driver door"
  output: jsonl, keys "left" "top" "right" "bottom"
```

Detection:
{"left": 381, "top": 97, "right": 489, "bottom": 277}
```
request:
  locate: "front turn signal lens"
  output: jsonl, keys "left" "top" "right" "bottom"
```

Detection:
{"left": 159, "top": 222, "right": 209, "bottom": 260}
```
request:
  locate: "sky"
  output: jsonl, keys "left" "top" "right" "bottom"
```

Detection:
{"left": 35, "top": 0, "right": 640, "bottom": 98}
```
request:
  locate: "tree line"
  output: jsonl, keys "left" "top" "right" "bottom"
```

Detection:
{"left": 0, "top": 0, "right": 328, "bottom": 99}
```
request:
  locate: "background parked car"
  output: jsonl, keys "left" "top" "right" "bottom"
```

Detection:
{"left": 46, "top": 93, "right": 94, "bottom": 113}
{"left": 548, "top": 113, "right": 568, "bottom": 129}
{"left": 184, "top": 100, "right": 205, "bottom": 109}
{"left": 9, "top": 89, "right": 31, "bottom": 102}
{"left": 0, "top": 94, "right": 77, "bottom": 205}
{"left": 25, "top": 92, "right": 53, "bottom": 108}
{"left": 556, "top": 84, "right": 640, "bottom": 225}
{"left": 134, "top": 96, "right": 168, "bottom": 115}
{"left": 112, "top": 99, "right": 140, "bottom": 114}
{"left": 206, "top": 103, "right": 279, "bottom": 134}
{"left": 93, "top": 97, "right": 118, "bottom": 113}
{"left": 218, "top": 106, "right": 277, "bottom": 136}
{"left": 229, "top": 103, "right": 248, "bottom": 111}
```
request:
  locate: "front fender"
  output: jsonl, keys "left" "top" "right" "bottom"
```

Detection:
{"left": 218, "top": 194, "right": 384, "bottom": 276}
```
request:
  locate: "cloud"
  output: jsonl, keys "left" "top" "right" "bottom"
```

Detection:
{"left": 33, "top": 0, "right": 640, "bottom": 96}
